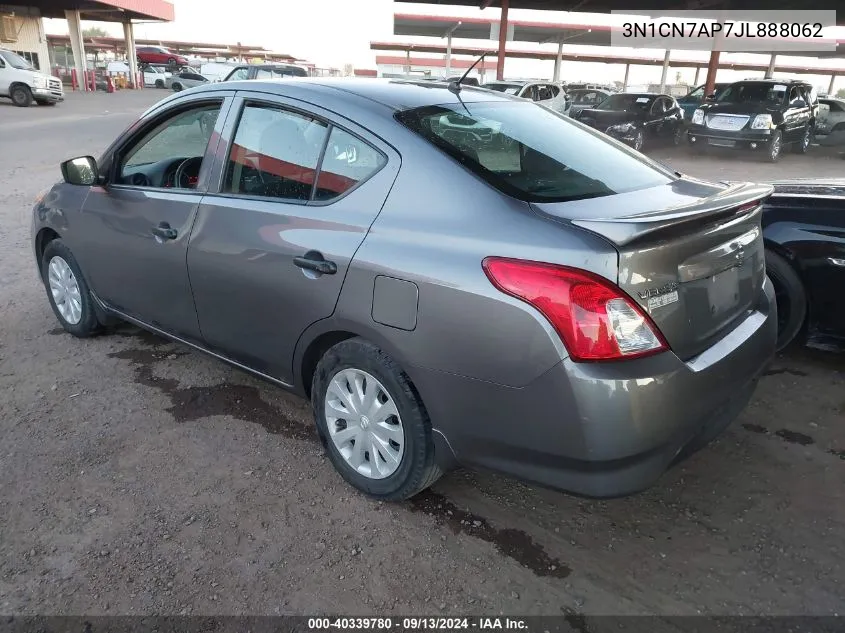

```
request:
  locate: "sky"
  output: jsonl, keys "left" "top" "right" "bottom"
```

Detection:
{"left": 43, "top": 0, "right": 845, "bottom": 93}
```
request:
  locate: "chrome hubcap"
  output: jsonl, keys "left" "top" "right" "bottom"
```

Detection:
{"left": 324, "top": 368, "right": 404, "bottom": 480}
{"left": 47, "top": 256, "right": 82, "bottom": 325}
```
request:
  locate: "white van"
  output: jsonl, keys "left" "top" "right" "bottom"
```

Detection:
{"left": 0, "top": 48, "right": 64, "bottom": 107}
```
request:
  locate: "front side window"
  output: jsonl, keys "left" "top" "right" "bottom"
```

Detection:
{"left": 687, "top": 85, "right": 704, "bottom": 99}
{"left": 228, "top": 68, "right": 249, "bottom": 81}
{"left": 0, "top": 49, "right": 33, "bottom": 70}
{"left": 255, "top": 68, "right": 274, "bottom": 79}
{"left": 397, "top": 101, "right": 672, "bottom": 203}
{"left": 119, "top": 102, "right": 221, "bottom": 189}
{"left": 314, "top": 127, "right": 386, "bottom": 201}
{"left": 224, "top": 104, "right": 328, "bottom": 201}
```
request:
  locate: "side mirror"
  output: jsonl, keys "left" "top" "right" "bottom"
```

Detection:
{"left": 61, "top": 156, "right": 99, "bottom": 186}
{"left": 705, "top": 93, "right": 716, "bottom": 101}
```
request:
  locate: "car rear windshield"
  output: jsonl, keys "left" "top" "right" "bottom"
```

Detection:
{"left": 396, "top": 101, "right": 673, "bottom": 203}
{"left": 484, "top": 83, "right": 523, "bottom": 95}
{"left": 597, "top": 93, "right": 654, "bottom": 112}
{"left": 717, "top": 82, "right": 786, "bottom": 104}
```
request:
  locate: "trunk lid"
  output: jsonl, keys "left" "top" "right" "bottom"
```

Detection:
{"left": 531, "top": 179, "right": 773, "bottom": 360}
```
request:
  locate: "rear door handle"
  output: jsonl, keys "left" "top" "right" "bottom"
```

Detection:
{"left": 151, "top": 222, "right": 178, "bottom": 241}
{"left": 293, "top": 251, "right": 337, "bottom": 275}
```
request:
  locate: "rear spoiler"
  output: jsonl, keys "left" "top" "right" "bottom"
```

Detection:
{"left": 571, "top": 182, "right": 773, "bottom": 247}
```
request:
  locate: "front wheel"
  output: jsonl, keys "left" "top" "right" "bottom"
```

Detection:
{"left": 632, "top": 129, "right": 645, "bottom": 152}
{"left": 171, "top": 82, "right": 183, "bottom": 92}
{"left": 11, "top": 84, "right": 33, "bottom": 107}
{"left": 765, "top": 249, "right": 807, "bottom": 351}
{"left": 40, "top": 240, "right": 101, "bottom": 337}
{"left": 312, "top": 338, "right": 442, "bottom": 500}
{"left": 766, "top": 130, "right": 783, "bottom": 162}
{"left": 792, "top": 124, "right": 812, "bottom": 154}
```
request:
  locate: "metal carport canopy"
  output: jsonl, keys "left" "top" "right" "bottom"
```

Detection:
{"left": 21, "top": 0, "right": 173, "bottom": 21}
{"left": 396, "top": 0, "right": 844, "bottom": 94}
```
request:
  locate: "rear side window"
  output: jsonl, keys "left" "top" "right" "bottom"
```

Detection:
{"left": 314, "top": 128, "right": 386, "bottom": 201}
{"left": 396, "top": 101, "right": 672, "bottom": 203}
{"left": 224, "top": 104, "right": 328, "bottom": 201}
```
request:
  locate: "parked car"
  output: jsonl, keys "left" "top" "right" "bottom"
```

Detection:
{"left": 221, "top": 63, "right": 308, "bottom": 82}
{"left": 0, "top": 47, "right": 63, "bottom": 106}
{"left": 566, "top": 88, "right": 614, "bottom": 118}
{"left": 136, "top": 46, "right": 189, "bottom": 68}
{"left": 762, "top": 179, "right": 845, "bottom": 351}
{"left": 676, "top": 82, "right": 731, "bottom": 119}
{"left": 169, "top": 70, "right": 209, "bottom": 92}
{"left": 815, "top": 97, "right": 845, "bottom": 147}
{"left": 482, "top": 80, "right": 568, "bottom": 113}
{"left": 108, "top": 62, "right": 171, "bottom": 88}
{"left": 686, "top": 79, "right": 819, "bottom": 162}
{"left": 571, "top": 92, "right": 685, "bottom": 151}
{"left": 34, "top": 78, "right": 776, "bottom": 501}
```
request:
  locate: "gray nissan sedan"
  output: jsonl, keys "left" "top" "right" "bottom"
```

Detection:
{"left": 32, "top": 79, "right": 777, "bottom": 500}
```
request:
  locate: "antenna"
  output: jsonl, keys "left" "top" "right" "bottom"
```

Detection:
{"left": 448, "top": 51, "right": 488, "bottom": 94}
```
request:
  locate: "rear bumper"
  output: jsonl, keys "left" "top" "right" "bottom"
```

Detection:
{"left": 418, "top": 279, "right": 777, "bottom": 498}
{"left": 686, "top": 126, "right": 775, "bottom": 150}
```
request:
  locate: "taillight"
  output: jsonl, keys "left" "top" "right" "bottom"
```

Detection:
{"left": 482, "top": 257, "right": 668, "bottom": 362}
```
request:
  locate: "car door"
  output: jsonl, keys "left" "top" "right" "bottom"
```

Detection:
{"left": 73, "top": 93, "right": 234, "bottom": 341}
{"left": 187, "top": 93, "right": 400, "bottom": 383}
{"left": 645, "top": 97, "right": 667, "bottom": 138}
{"left": 784, "top": 86, "right": 808, "bottom": 141}
{"left": 0, "top": 54, "right": 9, "bottom": 96}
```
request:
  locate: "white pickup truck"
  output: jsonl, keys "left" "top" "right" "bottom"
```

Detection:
{"left": 0, "top": 48, "right": 64, "bottom": 107}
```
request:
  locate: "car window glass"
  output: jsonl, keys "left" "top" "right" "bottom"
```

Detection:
{"left": 789, "top": 87, "right": 804, "bottom": 107}
{"left": 650, "top": 98, "right": 665, "bottom": 114}
{"left": 313, "top": 127, "right": 386, "bottom": 201}
{"left": 687, "top": 86, "right": 703, "bottom": 99}
{"left": 399, "top": 102, "right": 672, "bottom": 203}
{"left": 537, "top": 85, "right": 553, "bottom": 101}
{"left": 224, "top": 104, "right": 329, "bottom": 201}
{"left": 549, "top": 85, "right": 560, "bottom": 97}
{"left": 0, "top": 56, "right": 5, "bottom": 68}
{"left": 119, "top": 103, "right": 221, "bottom": 189}
{"left": 230, "top": 68, "right": 249, "bottom": 81}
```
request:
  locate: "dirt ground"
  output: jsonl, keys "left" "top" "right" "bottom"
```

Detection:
{"left": 1, "top": 90, "right": 844, "bottom": 618}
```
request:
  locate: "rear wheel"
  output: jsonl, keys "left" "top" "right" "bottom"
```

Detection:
{"left": 40, "top": 240, "right": 101, "bottom": 337}
{"left": 172, "top": 82, "right": 183, "bottom": 92}
{"left": 312, "top": 338, "right": 442, "bottom": 500}
{"left": 765, "top": 249, "right": 807, "bottom": 351}
{"left": 11, "top": 84, "right": 33, "bottom": 107}
{"left": 155, "top": 79, "right": 164, "bottom": 88}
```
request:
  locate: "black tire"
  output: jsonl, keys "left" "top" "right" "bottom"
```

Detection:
{"left": 765, "top": 249, "right": 807, "bottom": 351}
{"left": 155, "top": 79, "right": 165, "bottom": 88}
{"left": 312, "top": 338, "right": 442, "bottom": 500}
{"left": 36, "top": 100, "right": 57, "bottom": 106}
{"left": 632, "top": 129, "right": 644, "bottom": 152}
{"left": 171, "top": 82, "right": 182, "bottom": 92}
{"left": 765, "top": 130, "right": 783, "bottom": 162}
{"left": 792, "top": 124, "right": 812, "bottom": 154}
{"left": 40, "top": 239, "right": 101, "bottom": 338}
{"left": 11, "top": 84, "right": 33, "bottom": 107}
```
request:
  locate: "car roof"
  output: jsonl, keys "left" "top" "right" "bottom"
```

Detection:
{"left": 182, "top": 77, "right": 518, "bottom": 112}
{"left": 733, "top": 78, "right": 808, "bottom": 84}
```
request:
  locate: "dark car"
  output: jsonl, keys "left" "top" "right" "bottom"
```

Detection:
{"left": 221, "top": 63, "right": 308, "bottom": 82}
{"left": 136, "top": 46, "right": 188, "bottom": 68}
{"left": 686, "top": 79, "right": 819, "bottom": 162}
{"left": 762, "top": 180, "right": 845, "bottom": 351}
{"left": 677, "top": 82, "right": 731, "bottom": 119}
{"left": 566, "top": 88, "right": 613, "bottom": 118}
{"left": 572, "top": 92, "right": 685, "bottom": 151}
{"left": 33, "top": 78, "right": 775, "bottom": 501}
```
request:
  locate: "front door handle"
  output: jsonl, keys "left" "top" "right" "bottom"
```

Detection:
{"left": 151, "top": 222, "right": 177, "bottom": 241}
{"left": 294, "top": 250, "right": 337, "bottom": 275}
